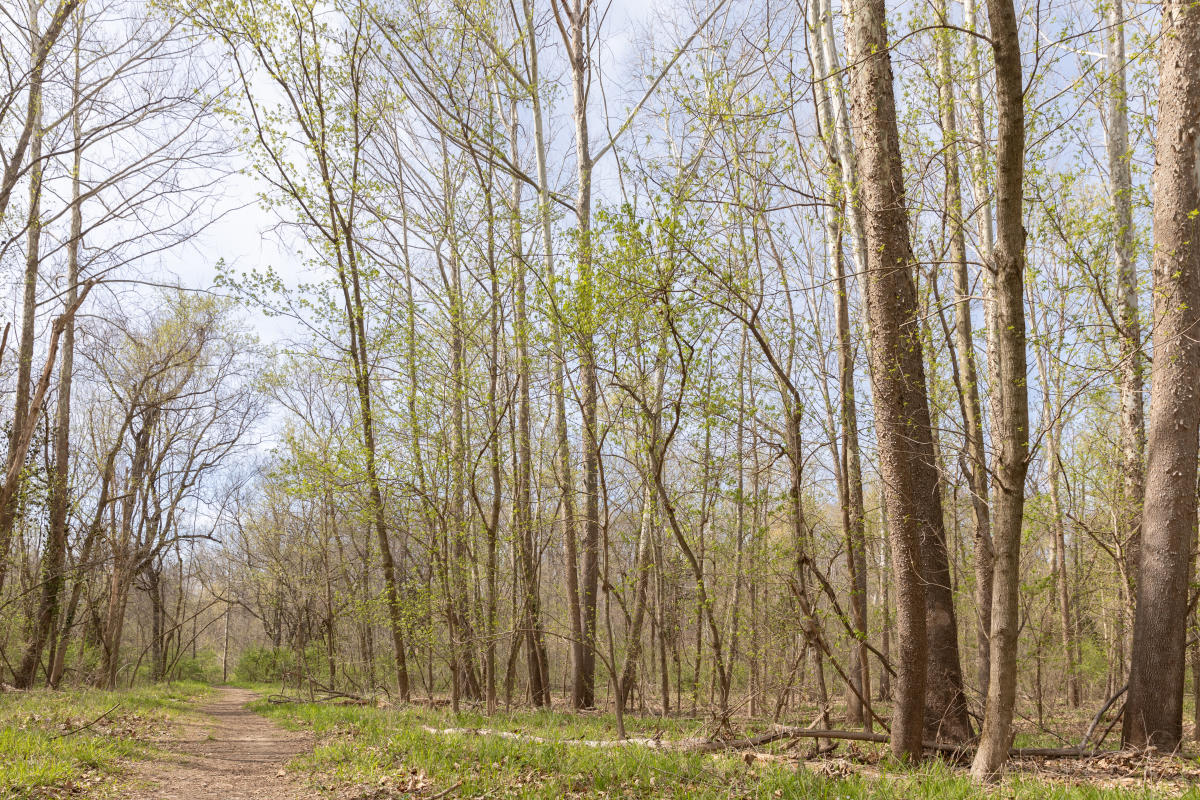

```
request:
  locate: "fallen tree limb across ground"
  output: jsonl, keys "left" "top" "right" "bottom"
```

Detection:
{"left": 420, "top": 724, "right": 1121, "bottom": 759}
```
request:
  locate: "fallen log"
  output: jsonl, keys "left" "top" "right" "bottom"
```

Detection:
{"left": 421, "top": 724, "right": 1121, "bottom": 759}
{"left": 421, "top": 726, "right": 667, "bottom": 749}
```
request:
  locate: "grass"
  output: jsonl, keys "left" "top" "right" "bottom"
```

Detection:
{"left": 0, "top": 681, "right": 208, "bottom": 799}
{"left": 251, "top": 695, "right": 1200, "bottom": 799}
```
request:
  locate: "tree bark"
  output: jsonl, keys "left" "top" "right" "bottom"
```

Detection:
{"left": 0, "top": 0, "right": 46, "bottom": 594}
{"left": 1107, "top": 0, "right": 1144, "bottom": 612}
{"left": 555, "top": 0, "right": 601, "bottom": 709}
{"left": 509, "top": 90, "right": 552, "bottom": 707}
{"left": 961, "top": 0, "right": 997, "bottom": 699}
{"left": 844, "top": 0, "right": 944, "bottom": 758}
{"left": 939, "top": 0, "right": 994, "bottom": 711}
{"left": 13, "top": 22, "right": 80, "bottom": 687}
{"left": 522, "top": 0, "right": 573, "bottom": 709}
{"left": 972, "top": 0, "right": 1031, "bottom": 776}
{"left": 809, "top": 0, "right": 870, "bottom": 730}
{"left": 1122, "top": 0, "right": 1200, "bottom": 752}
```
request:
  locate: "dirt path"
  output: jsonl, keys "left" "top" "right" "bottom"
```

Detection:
{"left": 122, "top": 686, "right": 321, "bottom": 800}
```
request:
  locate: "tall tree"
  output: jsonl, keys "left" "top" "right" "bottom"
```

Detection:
{"left": 194, "top": 0, "right": 412, "bottom": 698}
{"left": 844, "top": 0, "right": 947, "bottom": 758}
{"left": 962, "top": 0, "right": 997, "bottom": 696}
{"left": 809, "top": 0, "right": 869, "bottom": 728}
{"left": 1123, "top": 0, "right": 1200, "bottom": 752}
{"left": 0, "top": 0, "right": 48, "bottom": 594}
{"left": 938, "top": 0, "right": 993, "bottom": 706}
{"left": 552, "top": 0, "right": 602, "bottom": 709}
{"left": 972, "top": 0, "right": 1031, "bottom": 776}
{"left": 1107, "top": 0, "right": 1144, "bottom": 606}
{"left": 12, "top": 9, "right": 83, "bottom": 688}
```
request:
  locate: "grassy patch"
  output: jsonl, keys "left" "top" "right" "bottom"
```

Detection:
{"left": 251, "top": 697, "right": 1197, "bottom": 798}
{"left": 0, "top": 681, "right": 208, "bottom": 798}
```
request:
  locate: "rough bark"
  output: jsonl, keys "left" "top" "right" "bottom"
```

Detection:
{"left": 844, "top": 0, "right": 942, "bottom": 758}
{"left": 1122, "top": 0, "right": 1200, "bottom": 752}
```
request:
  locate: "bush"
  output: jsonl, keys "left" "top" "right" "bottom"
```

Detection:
{"left": 170, "top": 650, "right": 220, "bottom": 683}
{"left": 234, "top": 646, "right": 296, "bottom": 683}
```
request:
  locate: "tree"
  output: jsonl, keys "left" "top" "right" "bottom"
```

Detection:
{"left": 844, "top": 0, "right": 941, "bottom": 758}
{"left": 972, "top": 0, "right": 1031, "bottom": 776}
{"left": 1123, "top": 0, "right": 1200, "bottom": 751}
{"left": 1107, "top": 0, "right": 1144, "bottom": 624}
{"left": 191, "top": 0, "right": 413, "bottom": 699}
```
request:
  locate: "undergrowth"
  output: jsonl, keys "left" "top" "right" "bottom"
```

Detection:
{"left": 0, "top": 681, "right": 208, "bottom": 798}
{"left": 252, "top": 696, "right": 1200, "bottom": 799}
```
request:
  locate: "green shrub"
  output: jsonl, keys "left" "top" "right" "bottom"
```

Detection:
{"left": 170, "top": 650, "right": 220, "bottom": 683}
{"left": 234, "top": 646, "right": 295, "bottom": 683}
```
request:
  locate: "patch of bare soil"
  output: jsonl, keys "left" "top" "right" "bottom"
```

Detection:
{"left": 120, "top": 687, "right": 320, "bottom": 800}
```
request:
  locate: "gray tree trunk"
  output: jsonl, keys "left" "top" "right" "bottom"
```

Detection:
{"left": 972, "top": 0, "right": 1031, "bottom": 777}
{"left": 1122, "top": 0, "right": 1200, "bottom": 752}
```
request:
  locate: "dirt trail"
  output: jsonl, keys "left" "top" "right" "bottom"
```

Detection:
{"left": 123, "top": 686, "right": 321, "bottom": 799}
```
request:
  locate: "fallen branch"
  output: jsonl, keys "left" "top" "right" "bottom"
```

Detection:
{"left": 50, "top": 702, "right": 121, "bottom": 740}
{"left": 267, "top": 689, "right": 370, "bottom": 705}
{"left": 421, "top": 726, "right": 667, "bottom": 749}
{"left": 1079, "top": 685, "right": 1127, "bottom": 751}
{"left": 427, "top": 780, "right": 463, "bottom": 799}
{"left": 421, "top": 723, "right": 1124, "bottom": 759}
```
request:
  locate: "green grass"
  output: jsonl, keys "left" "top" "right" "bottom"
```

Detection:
{"left": 0, "top": 681, "right": 208, "bottom": 799}
{"left": 251, "top": 696, "right": 1200, "bottom": 799}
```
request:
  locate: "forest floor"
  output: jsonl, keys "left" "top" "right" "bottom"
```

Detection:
{"left": 6, "top": 683, "right": 1200, "bottom": 798}
{"left": 0, "top": 681, "right": 208, "bottom": 798}
{"left": 245, "top": 690, "right": 1200, "bottom": 799}
{"left": 119, "top": 686, "right": 320, "bottom": 800}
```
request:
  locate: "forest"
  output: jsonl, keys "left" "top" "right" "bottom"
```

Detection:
{"left": 1, "top": 0, "right": 1199, "bottom": 795}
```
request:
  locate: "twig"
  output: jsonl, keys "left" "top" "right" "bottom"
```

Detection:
{"left": 426, "top": 781, "right": 463, "bottom": 799}
{"left": 50, "top": 702, "right": 121, "bottom": 740}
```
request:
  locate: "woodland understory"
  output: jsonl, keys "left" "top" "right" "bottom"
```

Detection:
{"left": 2, "top": 0, "right": 1200, "bottom": 791}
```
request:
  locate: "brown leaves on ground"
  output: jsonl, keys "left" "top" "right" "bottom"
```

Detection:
{"left": 20, "top": 769, "right": 112, "bottom": 800}
{"left": 14, "top": 708, "right": 171, "bottom": 742}
{"left": 737, "top": 732, "right": 1200, "bottom": 795}
{"left": 334, "top": 768, "right": 433, "bottom": 799}
{"left": 1021, "top": 749, "right": 1200, "bottom": 795}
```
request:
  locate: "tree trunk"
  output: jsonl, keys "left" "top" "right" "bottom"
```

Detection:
{"left": 1123, "top": 0, "right": 1200, "bottom": 751}
{"left": 809, "top": 0, "right": 870, "bottom": 730}
{"left": 618, "top": 480, "right": 656, "bottom": 709}
{"left": 557, "top": 0, "right": 601, "bottom": 709}
{"left": 972, "top": 0, "right": 1031, "bottom": 776}
{"left": 938, "top": 0, "right": 994, "bottom": 711}
{"left": 879, "top": 516, "right": 892, "bottom": 701}
{"left": 0, "top": 1, "right": 45, "bottom": 594}
{"left": 1107, "top": 0, "right": 1145, "bottom": 610}
{"left": 846, "top": 0, "right": 961, "bottom": 757}
{"left": 961, "top": 0, "right": 997, "bottom": 700}
{"left": 522, "top": 0, "right": 570, "bottom": 709}
{"left": 13, "top": 41, "right": 81, "bottom": 686}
